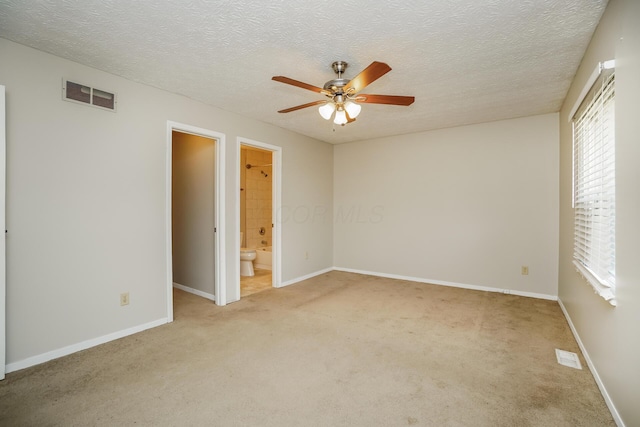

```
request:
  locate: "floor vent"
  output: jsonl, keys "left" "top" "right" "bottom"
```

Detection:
{"left": 555, "top": 349, "right": 582, "bottom": 369}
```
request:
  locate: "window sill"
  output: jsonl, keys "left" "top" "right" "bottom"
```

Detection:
{"left": 573, "top": 260, "right": 616, "bottom": 306}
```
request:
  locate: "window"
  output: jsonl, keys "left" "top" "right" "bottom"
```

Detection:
{"left": 572, "top": 67, "right": 615, "bottom": 305}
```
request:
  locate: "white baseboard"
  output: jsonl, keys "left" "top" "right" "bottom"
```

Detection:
{"left": 280, "top": 267, "right": 334, "bottom": 288}
{"left": 557, "top": 298, "right": 623, "bottom": 427}
{"left": 333, "top": 267, "right": 558, "bottom": 301}
{"left": 173, "top": 282, "right": 215, "bottom": 302}
{"left": 5, "top": 317, "right": 168, "bottom": 374}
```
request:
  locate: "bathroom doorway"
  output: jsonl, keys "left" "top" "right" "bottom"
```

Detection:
{"left": 238, "top": 139, "right": 281, "bottom": 298}
{"left": 166, "top": 122, "right": 226, "bottom": 322}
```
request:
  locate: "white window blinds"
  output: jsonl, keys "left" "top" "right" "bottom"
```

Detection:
{"left": 572, "top": 71, "right": 616, "bottom": 305}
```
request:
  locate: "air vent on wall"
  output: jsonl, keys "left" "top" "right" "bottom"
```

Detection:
{"left": 62, "top": 78, "right": 116, "bottom": 111}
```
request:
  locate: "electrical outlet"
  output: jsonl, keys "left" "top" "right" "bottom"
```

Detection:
{"left": 305, "top": 251, "right": 309, "bottom": 260}
{"left": 521, "top": 266, "right": 529, "bottom": 275}
{"left": 120, "top": 292, "right": 130, "bottom": 306}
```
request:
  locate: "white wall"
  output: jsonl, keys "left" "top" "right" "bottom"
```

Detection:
{"left": 0, "top": 38, "right": 333, "bottom": 367}
{"left": 558, "top": 0, "right": 640, "bottom": 424}
{"left": 172, "top": 132, "right": 215, "bottom": 296}
{"left": 334, "top": 114, "right": 559, "bottom": 297}
{"left": 279, "top": 136, "right": 334, "bottom": 281}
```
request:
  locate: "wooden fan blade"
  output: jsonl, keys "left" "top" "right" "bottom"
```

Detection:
{"left": 272, "top": 76, "right": 325, "bottom": 93}
{"left": 343, "top": 61, "right": 392, "bottom": 94}
{"left": 277, "top": 100, "right": 327, "bottom": 113}
{"left": 356, "top": 94, "right": 415, "bottom": 106}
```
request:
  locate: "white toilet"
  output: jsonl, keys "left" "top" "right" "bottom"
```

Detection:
{"left": 240, "top": 232, "right": 256, "bottom": 277}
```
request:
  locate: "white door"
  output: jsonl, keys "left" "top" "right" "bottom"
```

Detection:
{"left": 1, "top": 85, "right": 6, "bottom": 380}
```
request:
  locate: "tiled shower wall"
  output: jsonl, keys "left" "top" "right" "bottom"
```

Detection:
{"left": 240, "top": 147, "right": 272, "bottom": 249}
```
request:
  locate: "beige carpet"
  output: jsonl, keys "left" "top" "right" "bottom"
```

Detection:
{"left": 0, "top": 271, "right": 614, "bottom": 426}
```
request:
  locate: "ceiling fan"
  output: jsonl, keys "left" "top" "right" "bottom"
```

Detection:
{"left": 272, "top": 61, "right": 415, "bottom": 126}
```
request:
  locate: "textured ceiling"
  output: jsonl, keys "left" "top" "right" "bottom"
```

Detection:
{"left": 0, "top": 0, "right": 608, "bottom": 144}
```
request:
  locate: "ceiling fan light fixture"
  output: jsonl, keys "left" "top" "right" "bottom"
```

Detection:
{"left": 344, "top": 101, "right": 361, "bottom": 119}
{"left": 318, "top": 102, "right": 335, "bottom": 120}
{"left": 333, "top": 109, "right": 348, "bottom": 125}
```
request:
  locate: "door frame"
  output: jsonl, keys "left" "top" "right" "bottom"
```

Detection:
{"left": 1, "top": 85, "right": 6, "bottom": 380}
{"left": 237, "top": 137, "right": 282, "bottom": 292}
{"left": 166, "top": 121, "right": 226, "bottom": 319}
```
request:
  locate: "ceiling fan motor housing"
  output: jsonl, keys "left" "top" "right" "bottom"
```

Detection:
{"left": 323, "top": 78, "right": 350, "bottom": 93}
{"left": 325, "top": 61, "right": 350, "bottom": 93}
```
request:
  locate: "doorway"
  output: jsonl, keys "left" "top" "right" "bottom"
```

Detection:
{"left": 166, "top": 122, "right": 226, "bottom": 322}
{"left": 238, "top": 138, "right": 281, "bottom": 298}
